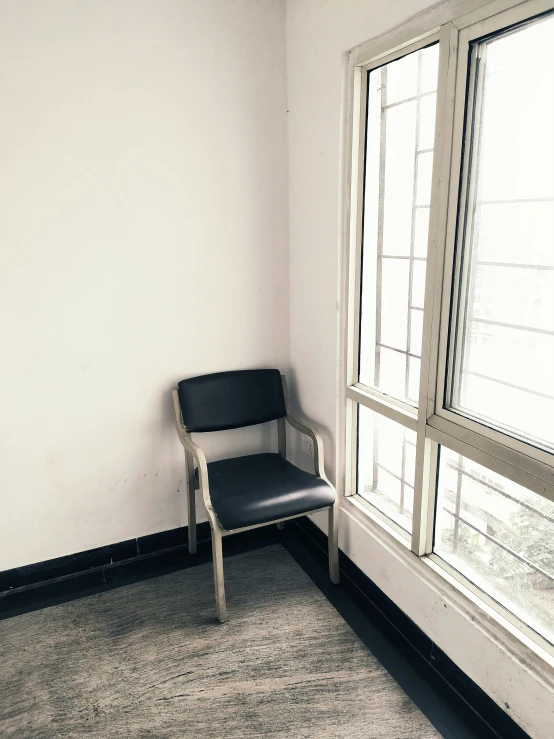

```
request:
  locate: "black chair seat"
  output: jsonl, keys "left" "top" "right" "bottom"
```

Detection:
{"left": 197, "top": 453, "right": 335, "bottom": 530}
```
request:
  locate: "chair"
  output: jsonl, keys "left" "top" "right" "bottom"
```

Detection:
{"left": 171, "top": 368, "right": 340, "bottom": 623}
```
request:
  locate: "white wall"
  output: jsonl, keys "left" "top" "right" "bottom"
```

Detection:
{"left": 2, "top": 0, "right": 552, "bottom": 733}
{"left": 286, "top": 1, "right": 554, "bottom": 738}
{"left": 0, "top": 0, "right": 289, "bottom": 570}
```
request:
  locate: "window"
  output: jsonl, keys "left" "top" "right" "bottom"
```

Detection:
{"left": 343, "top": 0, "right": 554, "bottom": 656}
{"left": 357, "top": 405, "right": 417, "bottom": 532}
{"left": 359, "top": 44, "right": 439, "bottom": 405}
{"left": 435, "top": 447, "right": 554, "bottom": 645}
{"left": 446, "top": 15, "right": 554, "bottom": 452}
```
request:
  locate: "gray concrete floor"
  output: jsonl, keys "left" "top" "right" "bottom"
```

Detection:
{"left": 0, "top": 544, "right": 441, "bottom": 738}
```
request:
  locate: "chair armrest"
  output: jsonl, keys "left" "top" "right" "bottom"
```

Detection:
{"left": 280, "top": 375, "right": 333, "bottom": 485}
{"left": 285, "top": 414, "right": 336, "bottom": 502}
{"left": 285, "top": 413, "right": 326, "bottom": 478}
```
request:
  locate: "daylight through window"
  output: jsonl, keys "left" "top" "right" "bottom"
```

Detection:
{"left": 345, "top": 1, "right": 554, "bottom": 652}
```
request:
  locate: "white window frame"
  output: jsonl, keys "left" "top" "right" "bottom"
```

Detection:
{"left": 338, "top": 0, "right": 554, "bottom": 660}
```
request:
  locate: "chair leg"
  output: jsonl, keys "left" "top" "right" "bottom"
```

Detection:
{"left": 328, "top": 503, "right": 340, "bottom": 584}
{"left": 211, "top": 524, "right": 227, "bottom": 623}
{"left": 185, "top": 452, "right": 197, "bottom": 554}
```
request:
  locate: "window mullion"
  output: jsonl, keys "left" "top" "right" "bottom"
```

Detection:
{"left": 346, "top": 385, "right": 417, "bottom": 431}
{"left": 405, "top": 54, "right": 421, "bottom": 402}
{"left": 346, "top": 67, "right": 368, "bottom": 389}
{"left": 412, "top": 23, "right": 460, "bottom": 555}
{"left": 427, "top": 413, "right": 554, "bottom": 497}
{"left": 448, "top": 41, "right": 487, "bottom": 409}
{"left": 374, "top": 65, "right": 387, "bottom": 390}
{"left": 345, "top": 67, "right": 369, "bottom": 499}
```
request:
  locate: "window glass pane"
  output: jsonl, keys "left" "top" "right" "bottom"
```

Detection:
{"left": 418, "top": 93, "right": 437, "bottom": 151}
{"left": 411, "top": 260, "right": 426, "bottom": 309}
{"left": 385, "top": 52, "right": 418, "bottom": 105}
{"left": 435, "top": 447, "right": 554, "bottom": 646}
{"left": 415, "top": 151, "right": 433, "bottom": 206}
{"left": 420, "top": 43, "right": 440, "bottom": 94}
{"left": 449, "top": 16, "right": 554, "bottom": 451}
{"left": 382, "top": 101, "right": 417, "bottom": 255}
{"left": 358, "top": 405, "right": 416, "bottom": 532}
{"left": 404, "top": 441, "right": 416, "bottom": 488}
{"left": 378, "top": 346, "right": 407, "bottom": 399}
{"left": 413, "top": 207, "right": 430, "bottom": 258}
{"left": 408, "top": 357, "right": 420, "bottom": 404}
{"left": 359, "top": 44, "right": 439, "bottom": 404}
{"left": 478, "top": 22, "right": 554, "bottom": 202}
{"left": 409, "top": 308, "right": 423, "bottom": 355}
{"left": 477, "top": 202, "right": 554, "bottom": 266}
{"left": 380, "top": 259, "right": 409, "bottom": 349}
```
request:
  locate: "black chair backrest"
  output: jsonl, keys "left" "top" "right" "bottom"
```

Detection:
{"left": 178, "top": 369, "right": 286, "bottom": 432}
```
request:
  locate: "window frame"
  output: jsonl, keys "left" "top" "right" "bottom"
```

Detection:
{"left": 339, "top": 0, "right": 554, "bottom": 660}
{"left": 433, "top": 0, "right": 554, "bottom": 484}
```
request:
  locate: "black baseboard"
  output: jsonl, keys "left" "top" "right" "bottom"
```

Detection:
{"left": 285, "top": 516, "right": 531, "bottom": 739}
{"left": 0, "top": 523, "right": 209, "bottom": 594}
{"left": 0, "top": 522, "right": 281, "bottom": 620}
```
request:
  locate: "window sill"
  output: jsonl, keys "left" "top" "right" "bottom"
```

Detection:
{"left": 344, "top": 493, "right": 412, "bottom": 547}
{"left": 340, "top": 494, "right": 554, "bottom": 679}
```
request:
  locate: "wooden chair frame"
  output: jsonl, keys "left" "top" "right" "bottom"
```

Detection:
{"left": 171, "top": 375, "right": 340, "bottom": 623}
